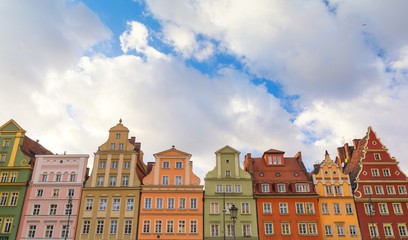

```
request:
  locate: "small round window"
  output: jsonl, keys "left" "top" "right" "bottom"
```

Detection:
{"left": 226, "top": 159, "right": 230, "bottom": 163}
{"left": 294, "top": 172, "right": 299, "bottom": 177}
{"left": 259, "top": 172, "right": 264, "bottom": 177}
{"left": 276, "top": 173, "right": 281, "bottom": 177}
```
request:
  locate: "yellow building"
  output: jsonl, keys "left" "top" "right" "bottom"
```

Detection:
{"left": 311, "top": 152, "right": 361, "bottom": 239}
{"left": 75, "top": 120, "right": 147, "bottom": 239}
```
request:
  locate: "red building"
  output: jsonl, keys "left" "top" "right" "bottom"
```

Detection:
{"left": 338, "top": 127, "right": 408, "bottom": 239}
{"left": 244, "top": 149, "right": 322, "bottom": 239}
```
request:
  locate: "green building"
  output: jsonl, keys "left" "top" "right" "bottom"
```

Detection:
{"left": 0, "top": 119, "right": 51, "bottom": 240}
{"left": 204, "top": 146, "right": 258, "bottom": 239}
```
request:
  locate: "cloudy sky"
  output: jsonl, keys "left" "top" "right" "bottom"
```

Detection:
{"left": 1, "top": 0, "right": 407, "bottom": 180}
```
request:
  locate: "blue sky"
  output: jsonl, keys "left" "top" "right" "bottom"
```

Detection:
{"left": 1, "top": 0, "right": 408, "bottom": 179}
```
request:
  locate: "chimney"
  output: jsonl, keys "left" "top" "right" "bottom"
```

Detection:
{"left": 129, "top": 136, "right": 136, "bottom": 145}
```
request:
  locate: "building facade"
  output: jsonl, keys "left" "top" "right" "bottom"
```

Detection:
{"left": 311, "top": 151, "right": 361, "bottom": 239}
{"left": 17, "top": 154, "right": 89, "bottom": 239}
{"left": 340, "top": 127, "right": 408, "bottom": 239}
{"left": 0, "top": 119, "right": 52, "bottom": 240}
{"left": 75, "top": 120, "right": 147, "bottom": 240}
{"left": 244, "top": 149, "right": 322, "bottom": 240}
{"left": 138, "top": 146, "right": 204, "bottom": 239}
{"left": 204, "top": 146, "right": 258, "bottom": 240}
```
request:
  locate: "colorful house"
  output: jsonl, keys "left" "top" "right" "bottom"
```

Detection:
{"left": 244, "top": 149, "right": 322, "bottom": 239}
{"left": 75, "top": 120, "right": 147, "bottom": 239}
{"left": 339, "top": 127, "right": 408, "bottom": 239}
{"left": 311, "top": 151, "right": 361, "bottom": 239}
{"left": 138, "top": 146, "right": 204, "bottom": 239}
{"left": 17, "top": 154, "right": 89, "bottom": 239}
{"left": 0, "top": 119, "right": 52, "bottom": 240}
{"left": 204, "top": 146, "right": 258, "bottom": 240}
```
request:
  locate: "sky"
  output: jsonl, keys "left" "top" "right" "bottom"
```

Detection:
{"left": 1, "top": 0, "right": 408, "bottom": 180}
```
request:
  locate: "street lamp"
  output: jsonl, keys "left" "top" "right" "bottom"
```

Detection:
{"left": 368, "top": 194, "right": 377, "bottom": 239}
{"left": 65, "top": 194, "right": 73, "bottom": 240}
{"left": 229, "top": 204, "right": 238, "bottom": 240}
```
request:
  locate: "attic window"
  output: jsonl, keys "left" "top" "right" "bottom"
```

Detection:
{"left": 374, "top": 153, "right": 381, "bottom": 160}
{"left": 259, "top": 172, "right": 264, "bottom": 177}
{"left": 324, "top": 171, "right": 328, "bottom": 174}
{"left": 116, "top": 133, "right": 121, "bottom": 139}
{"left": 294, "top": 172, "right": 300, "bottom": 177}
{"left": 275, "top": 173, "right": 281, "bottom": 177}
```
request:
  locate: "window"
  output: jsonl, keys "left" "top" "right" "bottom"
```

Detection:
{"left": 110, "top": 143, "right": 115, "bottom": 150}
{"left": 126, "top": 198, "right": 134, "bottom": 210}
{"left": 336, "top": 224, "right": 345, "bottom": 236}
{"left": 175, "top": 162, "right": 182, "bottom": 168}
{"left": 387, "top": 186, "right": 396, "bottom": 194}
{"left": 85, "top": 198, "right": 93, "bottom": 211}
{"left": 33, "top": 204, "right": 40, "bottom": 215}
{"left": 226, "top": 224, "right": 234, "bottom": 237}
{"left": 123, "top": 161, "right": 130, "bottom": 169}
{"left": 349, "top": 225, "right": 358, "bottom": 236}
{"left": 53, "top": 189, "right": 59, "bottom": 197}
{"left": 281, "top": 222, "right": 291, "bottom": 235}
{"left": 383, "top": 168, "right": 391, "bottom": 176}
{"left": 161, "top": 176, "right": 169, "bottom": 185}
{"left": 1, "top": 172, "right": 8, "bottom": 182}
{"left": 166, "top": 220, "right": 174, "bottom": 233}
{"left": 324, "top": 225, "right": 332, "bottom": 236}
{"left": 28, "top": 225, "right": 36, "bottom": 238}
{"left": 96, "top": 220, "right": 104, "bottom": 234}
{"left": 262, "top": 184, "right": 270, "bottom": 192}
{"left": 0, "top": 192, "right": 8, "bottom": 206}
{"left": 398, "top": 224, "right": 408, "bottom": 237}
{"left": 309, "top": 223, "right": 318, "bottom": 235}
{"left": 375, "top": 186, "right": 384, "bottom": 195}
{"left": 242, "top": 202, "right": 250, "bottom": 214}
{"left": 82, "top": 220, "right": 90, "bottom": 234}
{"left": 216, "top": 185, "right": 222, "bottom": 193}
{"left": 0, "top": 154, "right": 6, "bottom": 162}
{"left": 243, "top": 224, "right": 251, "bottom": 237}
{"left": 156, "top": 198, "right": 163, "bottom": 209}
{"left": 298, "top": 223, "right": 307, "bottom": 235}
{"left": 163, "top": 162, "right": 169, "bottom": 168}
{"left": 210, "top": 202, "right": 219, "bottom": 214}
{"left": 98, "top": 161, "right": 105, "bottom": 169}
{"left": 372, "top": 169, "right": 380, "bottom": 176}
{"left": 9, "top": 192, "right": 18, "bottom": 206}
{"left": 111, "top": 161, "right": 118, "bottom": 169}
{"left": 56, "top": 173, "right": 61, "bottom": 182}
{"left": 364, "top": 203, "right": 374, "bottom": 215}
{"left": 384, "top": 224, "right": 394, "bottom": 237}
{"left": 143, "top": 220, "right": 151, "bottom": 233}
{"left": 36, "top": 189, "right": 43, "bottom": 197}
{"left": 49, "top": 204, "right": 57, "bottom": 215}
{"left": 68, "top": 189, "right": 75, "bottom": 197}
{"left": 263, "top": 203, "right": 272, "bottom": 214}
{"left": 70, "top": 173, "right": 75, "bottom": 182}
{"left": 175, "top": 176, "right": 182, "bottom": 185}
{"left": 296, "top": 183, "right": 310, "bottom": 192}
{"left": 190, "top": 198, "right": 197, "bottom": 209}
{"left": 190, "top": 220, "right": 198, "bottom": 234}
{"left": 265, "top": 223, "right": 273, "bottom": 235}
{"left": 374, "top": 153, "right": 381, "bottom": 160}
{"left": 225, "top": 170, "right": 231, "bottom": 177}
{"left": 345, "top": 203, "right": 353, "bottom": 214}
{"left": 226, "top": 185, "right": 232, "bottom": 192}
{"left": 235, "top": 185, "right": 241, "bottom": 192}
{"left": 10, "top": 172, "right": 17, "bottom": 182}
{"left": 379, "top": 203, "right": 389, "bottom": 215}
{"left": 326, "top": 185, "right": 333, "bottom": 194}
{"left": 3, "top": 218, "right": 12, "bottom": 233}
{"left": 393, "top": 203, "right": 403, "bottom": 214}
{"left": 122, "top": 175, "right": 129, "bottom": 186}
{"left": 279, "top": 203, "right": 288, "bottom": 214}
{"left": 97, "top": 176, "right": 104, "bottom": 186}
{"left": 110, "top": 220, "right": 118, "bottom": 234}
{"left": 168, "top": 198, "right": 175, "bottom": 209}
{"left": 211, "top": 224, "right": 219, "bottom": 236}
{"left": 399, "top": 186, "right": 407, "bottom": 194}
{"left": 306, "top": 203, "right": 315, "bottom": 214}
{"left": 155, "top": 220, "right": 162, "bottom": 233}
{"left": 2, "top": 139, "right": 10, "bottom": 147}
{"left": 296, "top": 203, "right": 305, "bottom": 214}
{"left": 144, "top": 198, "right": 152, "bottom": 209}
{"left": 363, "top": 186, "right": 372, "bottom": 194}
{"left": 334, "top": 186, "right": 342, "bottom": 194}
{"left": 178, "top": 220, "right": 186, "bottom": 233}
{"left": 119, "top": 143, "right": 124, "bottom": 150}
{"left": 45, "top": 225, "right": 54, "bottom": 237}
{"left": 61, "top": 225, "right": 68, "bottom": 238}
{"left": 321, "top": 203, "right": 329, "bottom": 214}
{"left": 277, "top": 184, "right": 286, "bottom": 192}
{"left": 179, "top": 198, "right": 186, "bottom": 209}
{"left": 109, "top": 176, "right": 116, "bottom": 186}
{"left": 333, "top": 203, "right": 341, "bottom": 215}
{"left": 116, "top": 133, "right": 121, "bottom": 139}
{"left": 112, "top": 198, "right": 120, "bottom": 211}
{"left": 65, "top": 203, "right": 72, "bottom": 215}
{"left": 99, "top": 199, "right": 107, "bottom": 211}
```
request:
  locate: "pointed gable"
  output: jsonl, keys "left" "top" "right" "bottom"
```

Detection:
{"left": 0, "top": 119, "right": 26, "bottom": 133}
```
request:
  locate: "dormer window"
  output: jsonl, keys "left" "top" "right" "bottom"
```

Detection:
{"left": 295, "top": 183, "right": 310, "bottom": 192}
{"left": 267, "top": 155, "right": 283, "bottom": 165}
{"left": 277, "top": 184, "right": 286, "bottom": 192}
{"left": 261, "top": 184, "right": 270, "bottom": 192}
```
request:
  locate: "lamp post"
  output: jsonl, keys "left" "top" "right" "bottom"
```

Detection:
{"left": 229, "top": 204, "right": 238, "bottom": 240}
{"left": 368, "top": 194, "right": 377, "bottom": 239}
{"left": 65, "top": 194, "right": 73, "bottom": 240}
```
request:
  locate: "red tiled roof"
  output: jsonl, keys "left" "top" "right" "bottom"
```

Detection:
{"left": 21, "top": 136, "right": 53, "bottom": 164}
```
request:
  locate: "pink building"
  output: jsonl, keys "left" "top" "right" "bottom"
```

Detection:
{"left": 17, "top": 154, "right": 89, "bottom": 240}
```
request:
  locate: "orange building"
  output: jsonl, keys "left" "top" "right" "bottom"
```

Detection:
{"left": 244, "top": 149, "right": 322, "bottom": 240}
{"left": 138, "top": 146, "right": 204, "bottom": 240}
